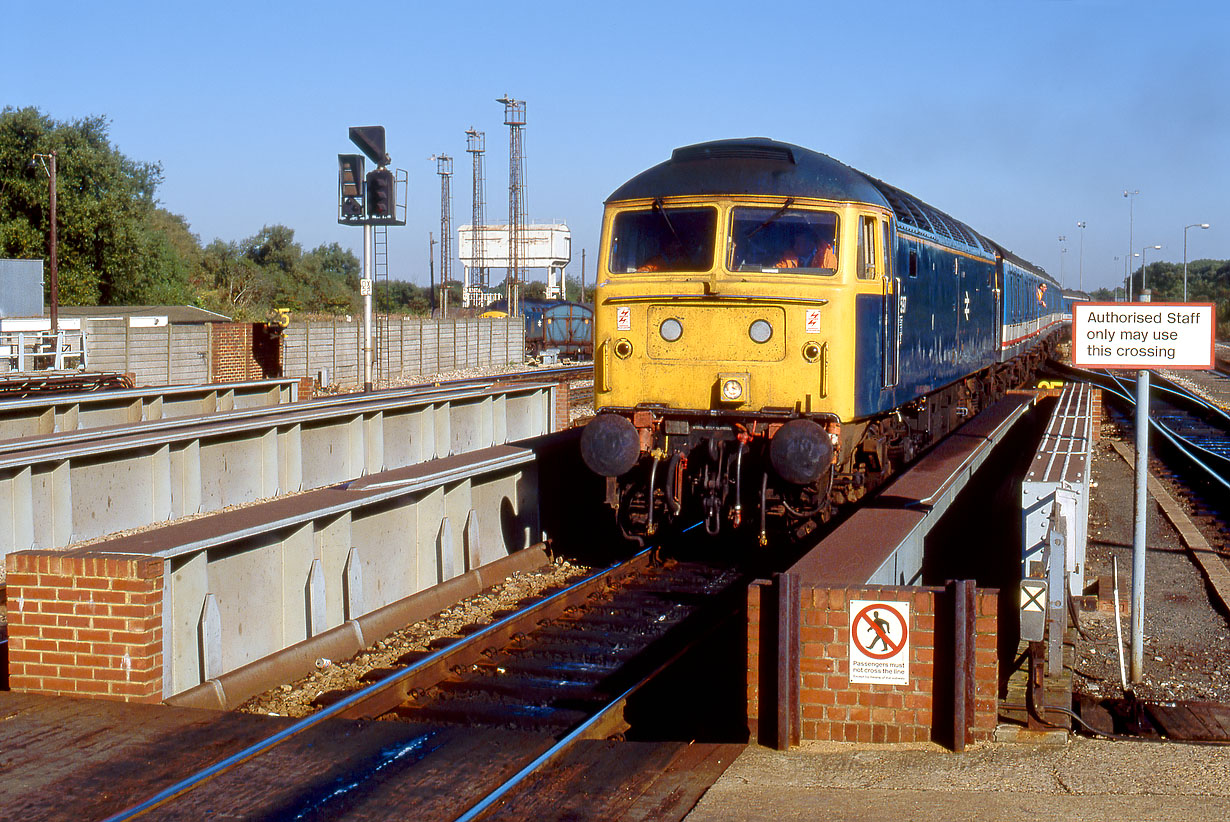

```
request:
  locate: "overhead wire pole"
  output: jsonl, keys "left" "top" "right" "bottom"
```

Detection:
{"left": 498, "top": 95, "right": 527, "bottom": 315}
{"left": 30, "top": 152, "right": 59, "bottom": 332}
{"left": 466, "top": 129, "right": 487, "bottom": 308}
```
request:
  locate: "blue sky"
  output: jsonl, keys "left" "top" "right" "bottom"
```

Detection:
{"left": 4, "top": 0, "right": 1227, "bottom": 294}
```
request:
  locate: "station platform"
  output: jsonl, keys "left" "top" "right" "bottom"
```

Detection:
{"left": 684, "top": 735, "right": 1230, "bottom": 822}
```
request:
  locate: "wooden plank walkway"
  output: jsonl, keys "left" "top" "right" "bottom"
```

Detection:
{"left": 0, "top": 691, "right": 741, "bottom": 820}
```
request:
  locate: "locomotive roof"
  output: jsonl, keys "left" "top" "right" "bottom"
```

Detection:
{"left": 607, "top": 138, "right": 994, "bottom": 255}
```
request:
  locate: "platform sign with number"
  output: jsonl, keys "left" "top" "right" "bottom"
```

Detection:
{"left": 1071, "top": 302, "right": 1215, "bottom": 370}
{"left": 849, "top": 600, "right": 910, "bottom": 685}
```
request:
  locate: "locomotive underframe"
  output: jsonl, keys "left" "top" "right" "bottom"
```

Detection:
{"left": 600, "top": 335, "right": 1057, "bottom": 544}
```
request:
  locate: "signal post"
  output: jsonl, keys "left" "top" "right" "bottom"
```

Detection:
{"left": 338, "top": 126, "right": 405, "bottom": 391}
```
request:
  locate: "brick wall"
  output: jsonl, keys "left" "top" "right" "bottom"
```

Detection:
{"left": 5, "top": 551, "right": 164, "bottom": 702}
{"left": 210, "top": 322, "right": 265, "bottom": 382}
{"left": 1090, "top": 387, "right": 1103, "bottom": 443}
{"left": 748, "top": 581, "right": 998, "bottom": 746}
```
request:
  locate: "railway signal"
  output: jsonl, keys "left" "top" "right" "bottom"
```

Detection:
{"left": 366, "top": 168, "right": 395, "bottom": 219}
{"left": 337, "top": 126, "right": 407, "bottom": 393}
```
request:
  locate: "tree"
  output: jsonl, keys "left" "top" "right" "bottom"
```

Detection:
{"left": 0, "top": 106, "right": 197, "bottom": 306}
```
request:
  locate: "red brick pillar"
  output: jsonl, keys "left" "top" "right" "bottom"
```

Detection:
{"left": 6, "top": 551, "right": 164, "bottom": 702}
{"left": 747, "top": 582, "right": 999, "bottom": 746}
{"left": 554, "top": 381, "right": 572, "bottom": 431}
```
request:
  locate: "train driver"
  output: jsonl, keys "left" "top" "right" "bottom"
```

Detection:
{"left": 775, "top": 227, "right": 837, "bottom": 270}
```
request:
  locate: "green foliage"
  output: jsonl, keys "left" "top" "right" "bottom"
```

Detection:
{"left": 1131, "top": 259, "right": 1230, "bottom": 338}
{"left": 0, "top": 106, "right": 195, "bottom": 306}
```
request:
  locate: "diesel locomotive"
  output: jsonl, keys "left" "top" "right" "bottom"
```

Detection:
{"left": 578, "top": 138, "right": 1066, "bottom": 543}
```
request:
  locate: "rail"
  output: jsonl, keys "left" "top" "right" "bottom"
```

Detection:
{"left": 101, "top": 550, "right": 655, "bottom": 822}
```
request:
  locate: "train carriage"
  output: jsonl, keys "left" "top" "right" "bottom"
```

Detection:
{"left": 580, "top": 138, "right": 1062, "bottom": 543}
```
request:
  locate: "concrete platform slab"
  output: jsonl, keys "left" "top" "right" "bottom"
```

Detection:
{"left": 684, "top": 738, "right": 1230, "bottom": 822}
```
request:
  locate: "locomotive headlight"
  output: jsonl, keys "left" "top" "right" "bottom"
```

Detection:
{"left": 802, "top": 341, "right": 823, "bottom": 363}
{"left": 659, "top": 318, "right": 683, "bottom": 342}
{"left": 614, "top": 338, "right": 634, "bottom": 359}
{"left": 721, "top": 379, "right": 744, "bottom": 401}
{"left": 748, "top": 319, "right": 772, "bottom": 343}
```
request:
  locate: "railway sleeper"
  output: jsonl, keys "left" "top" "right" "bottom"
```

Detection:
{"left": 388, "top": 700, "right": 591, "bottom": 731}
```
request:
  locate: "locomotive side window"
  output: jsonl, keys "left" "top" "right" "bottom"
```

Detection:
{"left": 908, "top": 248, "right": 918, "bottom": 278}
{"left": 856, "top": 215, "right": 878, "bottom": 279}
{"left": 728, "top": 207, "right": 838, "bottom": 274}
{"left": 608, "top": 206, "right": 717, "bottom": 273}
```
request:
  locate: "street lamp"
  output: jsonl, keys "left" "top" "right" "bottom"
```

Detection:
{"left": 1076, "top": 221, "right": 1086, "bottom": 291}
{"left": 1124, "top": 189, "right": 1139, "bottom": 300}
{"left": 1140, "top": 244, "right": 1162, "bottom": 298}
{"left": 1058, "top": 235, "right": 1067, "bottom": 286}
{"left": 1128, "top": 253, "right": 1140, "bottom": 301}
{"left": 30, "top": 151, "right": 59, "bottom": 333}
{"left": 1183, "top": 223, "right": 1210, "bottom": 301}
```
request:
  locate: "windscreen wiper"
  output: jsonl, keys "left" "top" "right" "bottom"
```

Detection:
{"left": 746, "top": 198, "right": 795, "bottom": 238}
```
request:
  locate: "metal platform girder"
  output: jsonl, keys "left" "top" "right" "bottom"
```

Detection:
{"left": 0, "top": 383, "right": 554, "bottom": 556}
{"left": 787, "top": 393, "right": 1037, "bottom": 588}
{"left": 0, "top": 378, "right": 300, "bottom": 442}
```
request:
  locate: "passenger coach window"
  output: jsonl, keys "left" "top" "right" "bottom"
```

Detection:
{"left": 728, "top": 207, "right": 838, "bottom": 274}
{"left": 608, "top": 206, "right": 716, "bottom": 273}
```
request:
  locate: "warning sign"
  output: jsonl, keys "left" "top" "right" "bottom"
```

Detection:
{"left": 849, "top": 600, "right": 910, "bottom": 685}
{"left": 805, "top": 308, "right": 822, "bottom": 333}
{"left": 616, "top": 307, "right": 632, "bottom": 331}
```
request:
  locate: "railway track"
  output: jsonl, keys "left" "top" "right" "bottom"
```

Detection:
{"left": 1073, "top": 365, "right": 1230, "bottom": 557}
{"left": 105, "top": 546, "right": 745, "bottom": 821}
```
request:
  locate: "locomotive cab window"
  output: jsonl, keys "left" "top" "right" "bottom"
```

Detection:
{"left": 608, "top": 206, "right": 717, "bottom": 273}
{"left": 728, "top": 207, "right": 838, "bottom": 274}
{"left": 856, "top": 215, "right": 880, "bottom": 280}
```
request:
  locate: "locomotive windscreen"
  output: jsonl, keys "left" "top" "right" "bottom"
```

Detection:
{"left": 608, "top": 206, "right": 717, "bottom": 273}
{"left": 730, "top": 207, "right": 839, "bottom": 274}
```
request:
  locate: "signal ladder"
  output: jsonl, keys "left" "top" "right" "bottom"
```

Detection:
{"left": 374, "top": 225, "right": 391, "bottom": 385}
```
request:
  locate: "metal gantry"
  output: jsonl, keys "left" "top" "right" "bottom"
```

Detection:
{"left": 466, "top": 129, "right": 488, "bottom": 307}
{"left": 498, "top": 95, "right": 527, "bottom": 314}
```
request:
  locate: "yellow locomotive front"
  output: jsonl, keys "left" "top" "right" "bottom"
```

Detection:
{"left": 580, "top": 139, "right": 896, "bottom": 542}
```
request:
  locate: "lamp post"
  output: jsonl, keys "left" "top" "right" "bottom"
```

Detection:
{"left": 31, "top": 151, "right": 59, "bottom": 333}
{"left": 1140, "top": 244, "right": 1162, "bottom": 299}
{"left": 1183, "top": 223, "right": 1210, "bottom": 301}
{"left": 1058, "top": 235, "right": 1067, "bottom": 286}
{"left": 1129, "top": 253, "right": 1139, "bottom": 301}
{"left": 1076, "top": 221, "right": 1086, "bottom": 291}
{"left": 1124, "top": 189, "right": 1139, "bottom": 300}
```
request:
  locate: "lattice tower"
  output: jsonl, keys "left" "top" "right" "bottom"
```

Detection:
{"left": 436, "top": 155, "right": 453, "bottom": 299}
{"left": 465, "top": 129, "right": 487, "bottom": 293}
{"left": 498, "top": 96, "right": 527, "bottom": 314}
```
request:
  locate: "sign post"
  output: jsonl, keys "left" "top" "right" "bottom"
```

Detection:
{"left": 1072, "top": 302, "right": 1215, "bottom": 683}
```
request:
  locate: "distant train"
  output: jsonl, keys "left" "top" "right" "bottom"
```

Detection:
{"left": 487, "top": 298, "right": 594, "bottom": 359}
{"left": 579, "top": 138, "right": 1070, "bottom": 543}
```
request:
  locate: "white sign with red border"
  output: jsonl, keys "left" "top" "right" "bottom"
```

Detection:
{"left": 849, "top": 600, "right": 910, "bottom": 685}
{"left": 805, "top": 308, "right": 822, "bottom": 333}
{"left": 616, "top": 306, "right": 632, "bottom": 331}
{"left": 1071, "top": 302, "right": 1215, "bottom": 370}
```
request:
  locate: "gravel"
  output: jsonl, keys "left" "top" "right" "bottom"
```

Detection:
{"left": 236, "top": 558, "right": 592, "bottom": 718}
{"left": 1072, "top": 430, "right": 1230, "bottom": 704}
